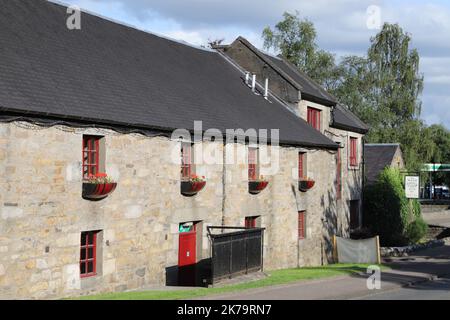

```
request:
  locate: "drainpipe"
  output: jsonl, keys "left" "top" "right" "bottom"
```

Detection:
{"left": 221, "top": 142, "right": 226, "bottom": 232}
{"left": 361, "top": 135, "right": 366, "bottom": 228}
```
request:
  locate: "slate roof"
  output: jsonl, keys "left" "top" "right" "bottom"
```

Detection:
{"left": 262, "top": 53, "right": 337, "bottom": 106}
{"left": 332, "top": 105, "right": 369, "bottom": 134}
{"left": 364, "top": 144, "right": 401, "bottom": 184}
{"left": 225, "top": 38, "right": 368, "bottom": 134}
{"left": 0, "top": 0, "right": 338, "bottom": 149}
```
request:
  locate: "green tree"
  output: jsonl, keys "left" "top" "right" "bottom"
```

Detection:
{"left": 334, "top": 23, "right": 426, "bottom": 171}
{"left": 426, "top": 124, "right": 450, "bottom": 186}
{"left": 262, "top": 12, "right": 340, "bottom": 90}
{"left": 367, "top": 23, "right": 424, "bottom": 124}
{"left": 262, "top": 15, "right": 432, "bottom": 172}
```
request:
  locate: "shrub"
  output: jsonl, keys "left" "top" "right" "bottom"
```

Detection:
{"left": 406, "top": 216, "right": 428, "bottom": 244}
{"left": 363, "top": 167, "right": 426, "bottom": 246}
{"left": 412, "top": 198, "right": 422, "bottom": 217}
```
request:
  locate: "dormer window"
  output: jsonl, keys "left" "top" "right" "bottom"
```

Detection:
{"left": 307, "top": 107, "right": 321, "bottom": 131}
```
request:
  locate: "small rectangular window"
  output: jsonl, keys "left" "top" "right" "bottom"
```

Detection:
{"left": 298, "top": 211, "right": 306, "bottom": 239}
{"left": 82, "top": 136, "right": 101, "bottom": 178}
{"left": 181, "top": 143, "right": 194, "bottom": 181}
{"left": 298, "top": 152, "right": 306, "bottom": 179}
{"left": 307, "top": 107, "right": 321, "bottom": 131}
{"left": 349, "top": 137, "right": 358, "bottom": 167}
{"left": 248, "top": 147, "right": 259, "bottom": 181}
{"left": 80, "top": 231, "right": 98, "bottom": 278}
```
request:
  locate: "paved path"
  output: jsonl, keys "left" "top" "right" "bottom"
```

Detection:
{"left": 198, "top": 245, "right": 450, "bottom": 300}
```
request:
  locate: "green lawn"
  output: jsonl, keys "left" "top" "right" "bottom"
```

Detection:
{"left": 78, "top": 264, "right": 386, "bottom": 300}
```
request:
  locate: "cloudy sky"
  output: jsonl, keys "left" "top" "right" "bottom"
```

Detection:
{"left": 62, "top": 0, "right": 450, "bottom": 127}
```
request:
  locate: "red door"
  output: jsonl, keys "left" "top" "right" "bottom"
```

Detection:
{"left": 178, "top": 230, "right": 196, "bottom": 267}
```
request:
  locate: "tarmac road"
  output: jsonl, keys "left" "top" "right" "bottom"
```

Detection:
{"left": 199, "top": 244, "right": 450, "bottom": 300}
{"left": 358, "top": 276, "right": 450, "bottom": 300}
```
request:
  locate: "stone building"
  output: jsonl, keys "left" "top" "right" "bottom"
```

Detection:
{"left": 1, "top": 1, "right": 365, "bottom": 299}
{"left": 215, "top": 37, "right": 369, "bottom": 234}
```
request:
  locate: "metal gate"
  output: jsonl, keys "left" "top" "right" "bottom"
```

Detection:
{"left": 207, "top": 226, "right": 264, "bottom": 283}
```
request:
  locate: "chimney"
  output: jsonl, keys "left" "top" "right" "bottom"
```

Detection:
{"left": 264, "top": 78, "right": 269, "bottom": 100}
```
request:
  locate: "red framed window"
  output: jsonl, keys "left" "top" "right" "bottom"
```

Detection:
{"left": 248, "top": 147, "right": 259, "bottom": 181}
{"left": 349, "top": 137, "right": 358, "bottom": 167}
{"left": 245, "top": 216, "right": 258, "bottom": 228}
{"left": 298, "top": 152, "right": 306, "bottom": 179}
{"left": 298, "top": 211, "right": 306, "bottom": 239}
{"left": 307, "top": 107, "right": 321, "bottom": 131}
{"left": 80, "top": 231, "right": 98, "bottom": 278}
{"left": 336, "top": 148, "right": 342, "bottom": 200}
{"left": 82, "top": 136, "right": 100, "bottom": 178}
{"left": 181, "top": 143, "right": 193, "bottom": 180}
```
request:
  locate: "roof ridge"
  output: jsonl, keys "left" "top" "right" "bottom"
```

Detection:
{"left": 335, "top": 104, "right": 369, "bottom": 129}
{"left": 277, "top": 55, "right": 338, "bottom": 103}
{"left": 0, "top": 1, "right": 339, "bottom": 149}
{"left": 234, "top": 36, "right": 304, "bottom": 91}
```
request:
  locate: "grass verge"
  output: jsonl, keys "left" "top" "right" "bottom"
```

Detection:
{"left": 78, "top": 263, "right": 387, "bottom": 300}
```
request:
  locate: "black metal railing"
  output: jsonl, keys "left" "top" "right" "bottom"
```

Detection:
{"left": 207, "top": 226, "right": 264, "bottom": 283}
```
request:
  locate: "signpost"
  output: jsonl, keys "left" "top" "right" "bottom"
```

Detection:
{"left": 405, "top": 176, "right": 420, "bottom": 199}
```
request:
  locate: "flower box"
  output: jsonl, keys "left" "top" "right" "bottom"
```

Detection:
{"left": 249, "top": 180, "right": 269, "bottom": 195}
{"left": 299, "top": 179, "right": 315, "bottom": 192}
{"left": 82, "top": 173, "right": 117, "bottom": 201}
{"left": 181, "top": 175, "right": 206, "bottom": 197}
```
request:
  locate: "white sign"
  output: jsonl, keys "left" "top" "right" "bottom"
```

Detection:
{"left": 405, "top": 176, "right": 419, "bottom": 199}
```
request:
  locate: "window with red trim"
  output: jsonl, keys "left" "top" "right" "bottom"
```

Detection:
{"left": 80, "top": 231, "right": 98, "bottom": 278}
{"left": 349, "top": 137, "right": 358, "bottom": 167}
{"left": 298, "top": 211, "right": 306, "bottom": 239}
{"left": 307, "top": 107, "right": 321, "bottom": 131}
{"left": 245, "top": 216, "right": 258, "bottom": 228}
{"left": 181, "top": 143, "right": 194, "bottom": 181}
{"left": 248, "top": 147, "right": 259, "bottom": 181}
{"left": 336, "top": 148, "right": 342, "bottom": 200}
{"left": 298, "top": 152, "right": 306, "bottom": 179}
{"left": 82, "top": 136, "right": 101, "bottom": 178}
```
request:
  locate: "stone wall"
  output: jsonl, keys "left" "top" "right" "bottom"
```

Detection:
{"left": 221, "top": 41, "right": 365, "bottom": 265}
{"left": 0, "top": 122, "right": 340, "bottom": 299}
{"left": 296, "top": 100, "right": 364, "bottom": 239}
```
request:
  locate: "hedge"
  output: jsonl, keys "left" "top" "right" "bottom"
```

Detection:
{"left": 363, "top": 167, "right": 427, "bottom": 246}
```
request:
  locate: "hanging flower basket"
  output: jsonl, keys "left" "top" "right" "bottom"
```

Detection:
{"left": 299, "top": 178, "right": 315, "bottom": 192}
{"left": 249, "top": 177, "right": 269, "bottom": 195}
{"left": 181, "top": 175, "right": 206, "bottom": 197}
{"left": 82, "top": 173, "right": 117, "bottom": 201}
